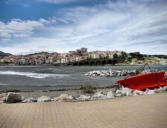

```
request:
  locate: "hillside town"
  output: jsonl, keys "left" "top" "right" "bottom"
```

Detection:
{"left": 0, "top": 48, "right": 167, "bottom": 65}
{"left": 0, "top": 48, "right": 120, "bottom": 65}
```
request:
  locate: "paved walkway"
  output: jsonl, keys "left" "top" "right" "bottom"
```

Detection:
{"left": 0, "top": 93, "right": 167, "bottom": 128}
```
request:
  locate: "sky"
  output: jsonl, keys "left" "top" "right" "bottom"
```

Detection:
{"left": 0, "top": 0, "right": 167, "bottom": 55}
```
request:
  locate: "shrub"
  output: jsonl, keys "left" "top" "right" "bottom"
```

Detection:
{"left": 81, "top": 85, "right": 96, "bottom": 94}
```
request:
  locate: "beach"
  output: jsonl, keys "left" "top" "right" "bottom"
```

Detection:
{"left": 0, "top": 93, "right": 167, "bottom": 128}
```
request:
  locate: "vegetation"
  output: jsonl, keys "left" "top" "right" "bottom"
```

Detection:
{"left": 81, "top": 85, "right": 96, "bottom": 94}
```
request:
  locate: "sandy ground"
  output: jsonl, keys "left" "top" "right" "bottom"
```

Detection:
{"left": 0, "top": 93, "right": 167, "bottom": 128}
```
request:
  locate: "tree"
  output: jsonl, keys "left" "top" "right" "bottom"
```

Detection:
{"left": 113, "top": 53, "right": 118, "bottom": 59}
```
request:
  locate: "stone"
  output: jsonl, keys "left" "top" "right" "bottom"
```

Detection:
{"left": 114, "top": 93, "right": 122, "bottom": 97}
{"left": 162, "top": 86, "right": 167, "bottom": 91}
{"left": 145, "top": 89, "right": 155, "bottom": 95}
{"left": 37, "top": 96, "right": 51, "bottom": 102}
{"left": 77, "top": 95, "right": 91, "bottom": 101}
{"left": 0, "top": 93, "right": 7, "bottom": 98}
{"left": 23, "top": 97, "right": 37, "bottom": 103}
{"left": 116, "top": 87, "right": 132, "bottom": 96}
{"left": 6, "top": 92, "right": 24, "bottom": 103}
{"left": 54, "top": 94, "right": 74, "bottom": 101}
{"left": 133, "top": 90, "right": 144, "bottom": 96}
{"left": 155, "top": 87, "right": 163, "bottom": 93}
{"left": 106, "top": 91, "right": 115, "bottom": 99}
{"left": 92, "top": 92, "right": 107, "bottom": 99}
{"left": 0, "top": 97, "right": 6, "bottom": 103}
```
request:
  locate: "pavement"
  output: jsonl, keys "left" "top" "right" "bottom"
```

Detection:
{"left": 0, "top": 93, "right": 167, "bottom": 128}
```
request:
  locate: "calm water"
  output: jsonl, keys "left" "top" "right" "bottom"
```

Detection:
{"left": 0, "top": 65, "right": 167, "bottom": 91}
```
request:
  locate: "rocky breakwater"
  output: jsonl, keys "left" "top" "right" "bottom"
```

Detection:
{"left": 85, "top": 69, "right": 152, "bottom": 77}
{"left": 0, "top": 86, "right": 167, "bottom": 104}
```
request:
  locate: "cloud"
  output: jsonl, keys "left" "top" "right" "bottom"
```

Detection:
{"left": 0, "top": 18, "right": 56, "bottom": 41}
{"left": 1, "top": 0, "right": 167, "bottom": 55}
{"left": 37, "top": 0, "right": 77, "bottom": 4}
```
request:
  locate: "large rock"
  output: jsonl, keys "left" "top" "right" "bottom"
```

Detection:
{"left": 77, "top": 95, "right": 91, "bottom": 101}
{"left": 6, "top": 92, "right": 24, "bottom": 103}
{"left": 162, "top": 86, "right": 167, "bottom": 91}
{"left": 54, "top": 94, "right": 74, "bottom": 101}
{"left": 23, "top": 97, "right": 37, "bottom": 103}
{"left": 144, "top": 89, "right": 155, "bottom": 95}
{"left": 37, "top": 96, "right": 51, "bottom": 102}
{"left": 92, "top": 92, "right": 107, "bottom": 99}
{"left": 132, "top": 90, "right": 144, "bottom": 96}
{"left": 106, "top": 91, "right": 115, "bottom": 99}
{"left": 116, "top": 87, "right": 132, "bottom": 96}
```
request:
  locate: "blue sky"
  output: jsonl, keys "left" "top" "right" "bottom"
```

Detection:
{"left": 0, "top": 0, "right": 167, "bottom": 55}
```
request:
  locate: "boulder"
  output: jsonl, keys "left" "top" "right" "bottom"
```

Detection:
{"left": 162, "top": 86, "right": 167, "bottom": 91}
{"left": 116, "top": 87, "right": 132, "bottom": 96}
{"left": 77, "top": 95, "right": 91, "bottom": 101}
{"left": 133, "top": 90, "right": 144, "bottom": 96}
{"left": 92, "top": 92, "right": 107, "bottom": 99}
{"left": 144, "top": 89, "right": 155, "bottom": 95}
{"left": 155, "top": 87, "right": 163, "bottom": 93}
{"left": 37, "top": 96, "right": 51, "bottom": 102}
{"left": 54, "top": 94, "right": 74, "bottom": 101}
{"left": 23, "top": 97, "right": 37, "bottom": 103}
{"left": 6, "top": 92, "right": 24, "bottom": 103}
{"left": 106, "top": 91, "right": 115, "bottom": 99}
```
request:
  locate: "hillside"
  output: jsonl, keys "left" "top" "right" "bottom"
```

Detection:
{"left": 0, "top": 51, "right": 12, "bottom": 57}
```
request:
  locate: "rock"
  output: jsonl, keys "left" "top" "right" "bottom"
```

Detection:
{"left": 54, "top": 94, "right": 74, "bottom": 101}
{"left": 106, "top": 91, "right": 115, "bottom": 99}
{"left": 155, "top": 87, "right": 163, "bottom": 93}
{"left": 85, "top": 69, "right": 150, "bottom": 77}
{"left": 37, "top": 96, "right": 51, "bottom": 102}
{"left": 6, "top": 92, "right": 24, "bottom": 103}
{"left": 145, "top": 89, "right": 155, "bottom": 95}
{"left": 0, "top": 93, "right": 7, "bottom": 98}
{"left": 116, "top": 87, "right": 132, "bottom": 96}
{"left": 162, "top": 86, "right": 167, "bottom": 91}
{"left": 23, "top": 97, "right": 37, "bottom": 103}
{"left": 0, "top": 97, "right": 6, "bottom": 103}
{"left": 77, "top": 95, "right": 91, "bottom": 101}
{"left": 133, "top": 90, "right": 144, "bottom": 96}
{"left": 114, "top": 93, "right": 122, "bottom": 97}
{"left": 92, "top": 92, "right": 107, "bottom": 99}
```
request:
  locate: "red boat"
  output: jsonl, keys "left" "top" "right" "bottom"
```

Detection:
{"left": 116, "top": 66, "right": 167, "bottom": 90}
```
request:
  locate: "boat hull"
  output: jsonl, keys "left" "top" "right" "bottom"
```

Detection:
{"left": 116, "top": 71, "right": 167, "bottom": 90}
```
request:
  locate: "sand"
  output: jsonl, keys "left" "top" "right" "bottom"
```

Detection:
{"left": 0, "top": 93, "right": 167, "bottom": 128}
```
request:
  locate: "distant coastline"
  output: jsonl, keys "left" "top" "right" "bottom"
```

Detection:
{"left": 1, "top": 48, "right": 167, "bottom": 66}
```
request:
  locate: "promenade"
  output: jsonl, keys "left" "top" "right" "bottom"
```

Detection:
{"left": 0, "top": 93, "right": 167, "bottom": 128}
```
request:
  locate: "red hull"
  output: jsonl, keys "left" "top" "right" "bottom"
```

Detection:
{"left": 116, "top": 71, "right": 167, "bottom": 90}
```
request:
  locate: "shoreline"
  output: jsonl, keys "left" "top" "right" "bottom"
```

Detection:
{"left": 1, "top": 85, "right": 167, "bottom": 104}
{"left": 0, "top": 63, "right": 167, "bottom": 67}
{"left": 0, "top": 85, "right": 117, "bottom": 99}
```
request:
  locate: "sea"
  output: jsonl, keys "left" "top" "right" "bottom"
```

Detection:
{"left": 0, "top": 65, "right": 167, "bottom": 91}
